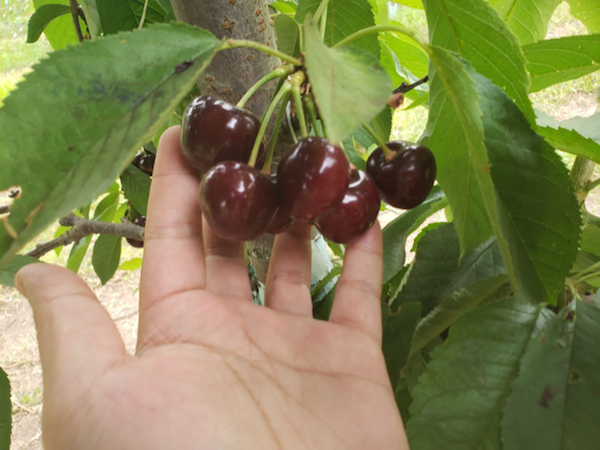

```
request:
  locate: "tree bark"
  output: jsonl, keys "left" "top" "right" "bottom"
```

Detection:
{"left": 171, "top": 0, "right": 280, "bottom": 117}
{"left": 171, "top": 0, "right": 290, "bottom": 283}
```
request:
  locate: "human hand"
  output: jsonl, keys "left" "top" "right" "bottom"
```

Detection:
{"left": 16, "top": 126, "right": 408, "bottom": 450}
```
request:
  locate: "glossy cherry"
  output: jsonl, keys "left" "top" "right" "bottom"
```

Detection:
{"left": 137, "top": 153, "right": 155, "bottom": 176}
{"left": 181, "top": 95, "right": 263, "bottom": 173}
{"left": 277, "top": 137, "right": 350, "bottom": 221}
{"left": 366, "top": 142, "right": 436, "bottom": 209}
{"left": 315, "top": 170, "right": 380, "bottom": 244}
{"left": 126, "top": 215, "right": 146, "bottom": 249}
{"left": 201, "top": 161, "right": 278, "bottom": 241}
{"left": 267, "top": 174, "right": 294, "bottom": 235}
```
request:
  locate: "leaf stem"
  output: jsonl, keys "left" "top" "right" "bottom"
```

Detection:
{"left": 138, "top": 0, "right": 149, "bottom": 30}
{"left": 363, "top": 123, "right": 393, "bottom": 157}
{"left": 263, "top": 91, "right": 292, "bottom": 174}
{"left": 332, "top": 25, "right": 428, "bottom": 54}
{"left": 573, "top": 259, "right": 600, "bottom": 283}
{"left": 237, "top": 64, "right": 295, "bottom": 109}
{"left": 314, "top": 0, "right": 331, "bottom": 23}
{"left": 249, "top": 82, "right": 293, "bottom": 167}
{"left": 221, "top": 39, "right": 303, "bottom": 67}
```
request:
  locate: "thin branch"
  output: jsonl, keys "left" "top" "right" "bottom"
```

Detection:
{"left": 69, "top": 0, "right": 85, "bottom": 43}
{"left": 393, "top": 75, "right": 429, "bottom": 94}
{"left": 0, "top": 205, "right": 9, "bottom": 215}
{"left": 25, "top": 213, "right": 144, "bottom": 259}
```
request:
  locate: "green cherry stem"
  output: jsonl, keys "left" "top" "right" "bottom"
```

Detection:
{"left": 248, "top": 81, "right": 293, "bottom": 168}
{"left": 332, "top": 25, "right": 428, "bottom": 54}
{"left": 313, "top": 0, "right": 331, "bottom": 23}
{"left": 263, "top": 91, "right": 292, "bottom": 174}
{"left": 363, "top": 123, "right": 393, "bottom": 158}
{"left": 221, "top": 39, "right": 303, "bottom": 67}
{"left": 237, "top": 64, "right": 295, "bottom": 109}
{"left": 292, "top": 84, "right": 308, "bottom": 138}
{"left": 304, "top": 95, "right": 323, "bottom": 137}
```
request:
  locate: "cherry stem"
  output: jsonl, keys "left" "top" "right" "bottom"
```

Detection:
{"left": 248, "top": 81, "right": 293, "bottom": 168}
{"left": 221, "top": 39, "right": 303, "bottom": 67}
{"left": 237, "top": 64, "right": 295, "bottom": 109}
{"left": 363, "top": 123, "right": 393, "bottom": 157}
{"left": 304, "top": 95, "right": 323, "bottom": 137}
{"left": 332, "top": 25, "right": 428, "bottom": 54}
{"left": 263, "top": 91, "right": 292, "bottom": 174}
{"left": 289, "top": 71, "right": 308, "bottom": 139}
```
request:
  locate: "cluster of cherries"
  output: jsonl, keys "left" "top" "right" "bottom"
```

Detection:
{"left": 178, "top": 94, "right": 436, "bottom": 244}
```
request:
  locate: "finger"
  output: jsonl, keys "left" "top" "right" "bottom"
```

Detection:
{"left": 140, "top": 125, "right": 206, "bottom": 317}
{"left": 329, "top": 222, "right": 383, "bottom": 343}
{"left": 203, "top": 217, "right": 252, "bottom": 300}
{"left": 265, "top": 222, "right": 312, "bottom": 315}
{"left": 15, "top": 264, "right": 125, "bottom": 387}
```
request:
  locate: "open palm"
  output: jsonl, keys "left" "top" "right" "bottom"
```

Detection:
{"left": 16, "top": 127, "right": 407, "bottom": 450}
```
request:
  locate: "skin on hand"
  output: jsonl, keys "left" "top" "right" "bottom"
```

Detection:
{"left": 15, "top": 126, "right": 409, "bottom": 450}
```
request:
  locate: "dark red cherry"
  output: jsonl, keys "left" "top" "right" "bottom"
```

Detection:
{"left": 181, "top": 95, "right": 263, "bottom": 173}
{"left": 201, "top": 161, "right": 278, "bottom": 241}
{"left": 366, "top": 143, "right": 436, "bottom": 209}
{"left": 315, "top": 170, "right": 380, "bottom": 244}
{"left": 267, "top": 174, "right": 293, "bottom": 235}
{"left": 277, "top": 137, "right": 350, "bottom": 221}
{"left": 126, "top": 215, "right": 146, "bottom": 248}
{"left": 138, "top": 154, "right": 155, "bottom": 176}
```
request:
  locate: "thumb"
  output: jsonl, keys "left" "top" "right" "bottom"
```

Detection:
{"left": 15, "top": 263, "right": 125, "bottom": 387}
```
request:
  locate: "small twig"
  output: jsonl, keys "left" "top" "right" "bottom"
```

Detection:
{"left": 25, "top": 213, "right": 144, "bottom": 259}
{"left": 69, "top": 0, "right": 85, "bottom": 43}
{"left": 11, "top": 398, "right": 39, "bottom": 414}
{"left": 393, "top": 75, "right": 429, "bottom": 94}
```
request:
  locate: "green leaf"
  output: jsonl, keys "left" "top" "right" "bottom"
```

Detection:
{"left": 380, "top": 30, "right": 429, "bottom": 79}
{"left": 32, "top": 0, "right": 82, "bottom": 49}
{"left": 382, "top": 186, "right": 447, "bottom": 283}
{"left": 0, "top": 368, "right": 10, "bottom": 449}
{"left": 475, "top": 72, "right": 582, "bottom": 303}
{"left": 0, "top": 23, "right": 221, "bottom": 268}
{"left": 407, "top": 298, "right": 552, "bottom": 449}
{"left": 488, "top": 0, "right": 562, "bottom": 45}
{"left": 96, "top": 0, "right": 173, "bottom": 35}
{"left": 67, "top": 235, "right": 92, "bottom": 273}
{"left": 271, "top": 1, "right": 298, "bottom": 14}
{"left": 410, "top": 276, "right": 509, "bottom": 356}
{"left": 394, "top": 223, "right": 507, "bottom": 315}
{"left": 93, "top": 192, "right": 120, "bottom": 221}
{"left": 92, "top": 234, "right": 122, "bottom": 285}
{"left": 391, "top": 0, "right": 424, "bottom": 9}
{"left": 502, "top": 301, "right": 600, "bottom": 449}
{"left": 382, "top": 302, "right": 422, "bottom": 388}
{"left": 566, "top": 0, "right": 600, "bottom": 33}
{"left": 297, "top": 0, "right": 380, "bottom": 57}
{"left": 538, "top": 126, "right": 600, "bottom": 165}
{"left": 26, "top": 4, "right": 71, "bottom": 44}
{"left": 78, "top": 0, "right": 103, "bottom": 37}
{"left": 342, "top": 107, "right": 393, "bottom": 170}
{"left": 53, "top": 225, "right": 70, "bottom": 256}
{"left": 304, "top": 18, "right": 391, "bottom": 145}
{"left": 121, "top": 166, "right": 151, "bottom": 216}
{"left": 581, "top": 225, "right": 600, "bottom": 257}
{"left": 421, "top": 46, "right": 509, "bottom": 272}
{"left": 536, "top": 111, "right": 600, "bottom": 164}
{"left": 0, "top": 255, "right": 39, "bottom": 288}
{"left": 119, "top": 257, "right": 143, "bottom": 271}
{"left": 524, "top": 34, "right": 600, "bottom": 93}
{"left": 274, "top": 14, "right": 301, "bottom": 58}
{"left": 423, "top": 0, "right": 535, "bottom": 122}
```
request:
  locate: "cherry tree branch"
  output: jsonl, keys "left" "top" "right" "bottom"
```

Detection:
{"left": 25, "top": 213, "right": 144, "bottom": 259}
{"left": 393, "top": 75, "right": 429, "bottom": 94}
